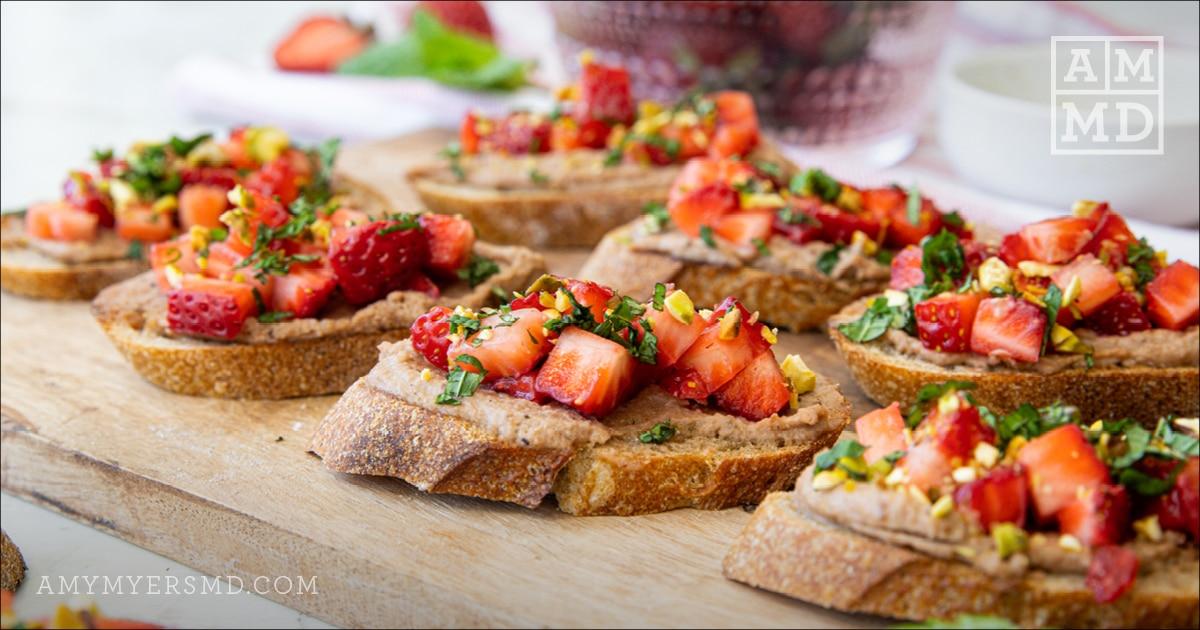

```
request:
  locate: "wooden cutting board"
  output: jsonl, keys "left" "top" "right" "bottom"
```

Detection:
{"left": 0, "top": 131, "right": 884, "bottom": 629}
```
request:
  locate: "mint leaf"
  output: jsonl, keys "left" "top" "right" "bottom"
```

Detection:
{"left": 815, "top": 440, "right": 866, "bottom": 471}
{"left": 437, "top": 355, "right": 487, "bottom": 405}
{"left": 457, "top": 254, "right": 500, "bottom": 288}
{"left": 639, "top": 421, "right": 676, "bottom": 444}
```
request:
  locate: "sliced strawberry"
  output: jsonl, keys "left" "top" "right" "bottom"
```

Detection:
{"left": 166, "top": 276, "right": 256, "bottom": 340}
{"left": 641, "top": 302, "right": 706, "bottom": 368}
{"left": 62, "top": 170, "right": 114, "bottom": 227}
{"left": 412, "top": 1, "right": 494, "bottom": 40}
{"left": 886, "top": 197, "right": 943, "bottom": 248}
{"left": 914, "top": 291, "right": 983, "bottom": 353}
{"left": 811, "top": 204, "right": 883, "bottom": 245}
{"left": 485, "top": 113, "right": 553, "bottom": 154}
{"left": 419, "top": 213, "right": 475, "bottom": 278}
{"left": 329, "top": 220, "right": 429, "bottom": 305}
{"left": 1058, "top": 484, "right": 1131, "bottom": 547}
{"left": 411, "top": 306, "right": 454, "bottom": 370}
{"left": 969, "top": 296, "right": 1046, "bottom": 364}
{"left": 450, "top": 308, "right": 552, "bottom": 381}
{"left": 274, "top": 15, "right": 370, "bottom": 73}
{"left": 953, "top": 466, "right": 1029, "bottom": 532}
{"left": 535, "top": 327, "right": 636, "bottom": 416}
{"left": 1017, "top": 424, "right": 1109, "bottom": 519}
{"left": 709, "top": 91, "right": 759, "bottom": 158}
{"left": 574, "top": 61, "right": 634, "bottom": 126}
{"left": 855, "top": 402, "right": 906, "bottom": 463}
{"left": 901, "top": 441, "right": 953, "bottom": 492}
{"left": 713, "top": 350, "right": 790, "bottom": 421}
{"left": 1085, "top": 545, "right": 1139, "bottom": 604}
{"left": 490, "top": 372, "right": 549, "bottom": 404}
{"left": 271, "top": 266, "right": 336, "bottom": 318}
{"left": 668, "top": 182, "right": 739, "bottom": 238}
{"left": 1145, "top": 261, "right": 1200, "bottom": 330}
{"left": 41, "top": 206, "right": 99, "bottom": 242}
{"left": 917, "top": 394, "right": 996, "bottom": 460}
{"left": 563, "top": 279, "right": 615, "bottom": 323}
{"left": 24, "top": 202, "right": 63, "bottom": 239}
{"left": 889, "top": 245, "right": 925, "bottom": 290}
{"left": 772, "top": 200, "right": 823, "bottom": 245}
{"left": 1083, "top": 208, "right": 1136, "bottom": 265}
{"left": 459, "top": 111, "right": 481, "bottom": 154}
{"left": 1051, "top": 254, "right": 1121, "bottom": 317}
{"left": 861, "top": 186, "right": 906, "bottom": 216}
{"left": 403, "top": 272, "right": 440, "bottom": 298}
{"left": 180, "top": 166, "right": 239, "bottom": 190}
{"left": 998, "top": 232, "right": 1032, "bottom": 266}
{"left": 149, "top": 236, "right": 200, "bottom": 290}
{"left": 1018, "top": 217, "right": 1093, "bottom": 264}
{"left": 1152, "top": 457, "right": 1199, "bottom": 540}
{"left": 661, "top": 298, "right": 769, "bottom": 400}
{"left": 1081, "top": 292, "right": 1152, "bottom": 336}
{"left": 713, "top": 210, "right": 774, "bottom": 247}
{"left": 178, "top": 184, "right": 229, "bottom": 230}
{"left": 116, "top": 205, "right": 174, "bottom": 243}
{"left": 245, "top": 156, "right": 300, "bottom": 205}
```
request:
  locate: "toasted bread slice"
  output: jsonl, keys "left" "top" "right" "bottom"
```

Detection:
{"left": 724, "top": 491, "right": 1199, "bottom": 628}
{"left": 828, "top": 298, "right": 1199, "bottom": 425}
{"left": 0, "top": 529, "right": 25, "bottom": 592}
{"left": 92, "top": 243, "right": 545, "bottom": 399}
{"left": 579, "top": 223, "right": 889, "bottom": 332}
{"left": 407, "top": 141, "right": 796, "bottom": 248}
{"left": 310, "top": 340, "right": 851, "bottom": 515}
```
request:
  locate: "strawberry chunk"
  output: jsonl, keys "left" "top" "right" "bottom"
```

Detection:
{"left": 917, "top": 395, "right": 996, "bottom": 460}
{"left": 166, "top": 276, "right": 256, "bottom": 340}
{"left": 811, "top": 204, "right": 883, "bottom": 245}
{"left": 459, "top": 112, "right": 482, "bottom": 154}
{"left": 915, "top": 291, "right": 983, "bottom": 353}
{"left": 953, "top": 466, "right": 1029, "bottom": 532}
{"left": 245, "top": 156, "right": 300, "bottom": 206}
{"left": 116, "top": 205, "right": 174, "bottom": 243}
{"left": 1152, "top": 457, "right": 1199, "bottom": 540}
{"left": 419, "top": 213, "right": 475, "bottom": 278}
{"left": 450, "top": 308, "right": 552, "bottom": 381}
{"left": 668, "top": 182, "right": 739, "bottom": 238}
{"left": 1085, "top": 545, "right": 1139, "bottom": 604}
{"left": 62, "top": 171, "right": 114, "bottom": 227}
{"left": 486, "top": 113, "right": 552, "bottom": 155}
{"left": 535, "top": 327, "right": 636, "bottom": 416}
{"left": 713, "top": 210, "right": 774, "bottom": 247}
{"left": 563, "top": 279, "right": 615, "bottom": 323}
{"left": 772, "top": 201, "right": 823, "bottom": 245}
{"left": 969, "top": 296, "right": 1046, "bottom": 363}
{"left": 1051, "top": 254, "right": 1121, "bottom": 317}
{"left": 181, "top": 165, "right": 239, "bottom": 191}
{"left": 35, "top": 205, "right": 99, "bottom": 242}
{"left": 712, "top": 350, "right": 790, "bottom": 421}
{"left": 661, "top": 298, "right": 769, "bottom": 400}
{"left": 149, "top": 236, "right": 200, "bottom": 290}
{"left": 403, "top": 272, "right": 440, "bottom": 298}
{"left": 411, "top": 306, "right": 453, "bottom": 370}
{"left": 889, "top": 245, "right": 925, "bottom": 290}
{"left": 1082, "top": 292, "right": 1152, "bottom": 336}
{"left": 885, "top": 197, "right": 944, "bottom": 248}
{"left": 574, "top": 61, "right": 634, "bottom": 126}
{"left": 710, "top": 91, "right": 759, "bottom": 158}
{"left": 1144, "top": 261, "right": 1200, "bottom": 330}
{"left": 901, "top": 441, "right": 954, "bottom": 492}
{"left": 1083, "top": 207, "right": 1136, "bottom": 265}
{"left": 855, "top": 402, "right": 907, "bottom": 463}
{"left": 178, "top": 184, "right": 229, "bottom": 231}
{"left": 274, "top": 15, "right": 370, "bottom": 72}
{"left": 1017, "top": 424, "right": 1110, "bottom": 519}
{"left": 1017, "top": 217, "right": 1094, "bottom": 264}
{"left": 271, "top": 266, "right": 336, "bottom": 318}
{"left": 641, "top": 302, "right": 706, "bottom": 368}
{"left": 1058, "top": 484, "right": 1131, "bottom": 547}
{"left": 997, "top": 232, "right": 1032, "bottom": 266}
{"left": 490, "top": 372, "right": 549, "bottom": 404}
{"left": 329, "top": 220, "right": 429, "bottom": 305}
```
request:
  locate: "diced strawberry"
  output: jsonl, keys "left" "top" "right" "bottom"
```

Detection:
{"left": 854, "top": 402, "right": 906, "bottom": 463}
{"left": 42, "top": 206, "right": 99, "bottom": 242}
{"left": 1085, "top": 545, "right": 1139, "bottom": 604}
{"left": 1081, "top": 292, "right": 1151, "bottom": 336}
{"left": 411, "top": 306, "right": 453, "bottom": 370}
{"left": 563, "top": 278, "right": 615, "bottom": 323}
{"left": 459, "top": 111, "right": 481, "bottom": 154}
{"left": 450, "top": 308, "right": 552, "bottom": 381}
{"left": 885, "top": 198, "right": 944, "bottom": 248}
{"left": 62, "top": 170, "right": 114, "bottom": 227}
{"left": 178, "top": 184, "right": 229, "bottom": 230}
{"left": 419, "top": 213, "right": 475, "bottom": 277}
{"left": 713, "top": 210, "right": 774, "bottom": 247}
{"left": 535, "top": 327, "right": 636, "bottom": 416}
{"left": 1144, "top": 261, "right": 1200, "bottom": 330}
{"left": 969, "top": 296, "right": 1046, "bottom": 364}
{"left": 917, "top": 394, "right": 996, "bottom": 460}
{"left": 709, "top": 91, "right": 759, "bottom": 158}
{"left": 641, "top": 305, "right": 705, "bottom": 369}
{"left": 915, "top": 291, "right": 983, "bottom": 353}
{"left": 507, "top": 292, "right": 543, "bottom": 311}
{"left": 274, "top": 15, "right": 370, "bottom": 72}
{"left": 149, "top": 236, "right": 199, "bottom": 290}
{"left": 402, "top": 272, "right": 440, "bottom": 298}
{"left": 200, "top": 240, "right": 243, "bottom": 279}
{"left": 24, "top": 202, "right": 62, "bottom": 239}
{"left": 1083, "top": 208, "right": 1137, "bottom": 265}
{"left": 166, "top": 276, "right": 256, "bottom": 340}
{"left": 327, "top": 207, "right": 370, "bottom": 233}
{"left": 772, "top": 201, "right": 823, "bottom": 245}
{"left": 574, "top": 62, "right": 634, "bottom": 126}
{"left": 411, "top": 0, "right": 494, "bottom": 40}
{"left": 1018, "top": 217, "right": 1094, "bottom": 264}
{"left": 116, "top": 205, "right": 174, "bottom": 243}
{"left": 953, "top": 466, "right": 1029, "bottom": 532}
{"left": 1152, "top": 457, "right": 1199, "bottom": 540}
{"left": 811, "top": 204, "right": 883, "bottom": 245}
{"left": 901, "top": 441, "right": 953, "bottom": 492}
{"left": 1051, "top": 254, "right": 1121, "bottom": 317}
{"left": 889, "top": 245, "right": 925, "bottom": 290}
{"left": 490, "top": 372, "right": 549, "bottom": 404}
{"left": 180, "top": 166, "right": 239, "bottom": 190}
{"left": 271, "top": 266, "right": 336, "bottom": 318}
{"left": 861, "top": 187, "right": 906, "bottom": 216}
{"left": 245, "top": 156, "right": 300, "bottom": 205}
{"left": 961, "top": 239, "right": 990, "bottom": 269}
{"left": 661, "top": 298, "right": 769, "bottom": 400}
{"left": 486, "top": 113, "right": 552, "bottom": 154}
{"left": 1058, "top": 484, "right": 1131, "bottom": 547}
{"left": 668, "top": 182, "right": 739, "bottom": 238}
{"left": 1017, "top": 424, "right": 1110, "bottom": 519}
{"left": 329, "top": 220, "right": 429, "bottom": 305}
{"left": 998, "top": 232, "right": 1032, "bottom": 266}
{"left": 713, "top": 350, "right": 790, "bottom": 421}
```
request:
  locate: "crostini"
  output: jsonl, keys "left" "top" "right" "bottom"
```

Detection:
{"left": 1, "top": 128, "right": 388, "bottom": 300}
{"left": 310, "top": 275, "right": 851, "bottom": 515}
{"left": 92, "top": 168, "right": 545, "bottom": 399}
{"left": 725, "top": 384, "right": 1200, "bottom": 628}
{"left": 580, "top": 161, "right": 969, "bottom": 331}
{"left": 407, "top": 57, "right": 793, "bottom": 247}
{"left": 829, "top": 202, "right": 1199, "bottom": 424}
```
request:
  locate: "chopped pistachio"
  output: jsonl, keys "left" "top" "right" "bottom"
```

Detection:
{"left": 835, "top": 186, "right": 862, "bottom": 212}
{"left": 1017, "top": 260, "right": 1062, "bottom": 278}
{"left": 554, "top": 289, "right": 571, "bottom": 312}
{"left": 1051, "top": 324, "right": 1092, "bottom": 354}
{"left": 850, "top": 230, "right": 878, "bottom": 255}
{"left": 717, "top": 308, "right": 742, "bottom": 340}
{"left": 1173, "top": 417, "right": 1199, "bottom": 435}
{"left": 954, "top": 545, "right": 977, "bottom": 559}
{"left": 952, "top": 466, "right": 978, "bottom": 484}
{"left": 420, "top": 368, "right": 433, "bottom": 382}
{"left": 907, "top": 485, "right": 930, "bottom": 505}
{"left": 1072, "top": 200, "right": 1102, "bottom": 217}
{"left": 1058, "top": 534, "right": 1083, "bottom": 552}
{"left": 885, "top": 466, "right": 909, "bottom": 486}
{"left": 937, "top": 391, "right": 961, "bottom": 415}
{"left": 930, "top": 495, "right": 955, "bottom": 519}
{"left": 974, "top": 442, "right": 1000, "bottom": 468}
{"left": 1060, "top": 275, "right": 1083, "bottom": 309}
{"left": 780, "top": 354, "right": 817, "bottom": 410}
{"left": 992, "top": 523, "right": 1028, "bottom": 559}
{"left": 977, "top": 257, "right": 1013, "bottom": 293}
{"left": 1133, "top": 515, "right": 1164, "bottom": 542}
{"left": 838, "top": 456, "right": 869, "bottom": 479}
{"left": 741, "top": 192, "right": 786, "bottom": 209}
{"left": 663, "top": 290, "right": 695, "bottom": 324}
{"left": 760, "top": 326, "right": 777, "bottom": 345}
{"left": 697, "top": 308, "right": 714, "bottom": 321}
{"left": 1004, "top": 436, "right": 1027, "bottom": 461}
{"left": 245, "top": 126, "right": 290, "bottom": 163}
{"left": 152, "top": 194, "right": 178, "bottom": 214}
{"left": 868, "top": 458, "right": 893, "bottom": 480}
{"left": 637, "top": 100, "right": 663, "bottom": 119}
{"left": 882, "top": 289, "right": 910, "bottom": 307}
{"left": 812, "top": 469, "right": 847, "bottom": 491}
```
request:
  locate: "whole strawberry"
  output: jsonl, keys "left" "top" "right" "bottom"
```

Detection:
{"left": 329, "top": 219, "right": 428, "bottom": 305}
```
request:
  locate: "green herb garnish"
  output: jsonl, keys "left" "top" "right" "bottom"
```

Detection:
{"left": 258, "top": 310, "right": 294, "bottom": 323}
{"left": 651, "top": 283, "right": 666, "bottom": 311}
{"left": 751, "top": 237, "right": 770, "bottom": 257}
{"left": 919, "top": 229, "right": 966, "bottom": 293}
{"left": 836, "top": 296, "right": 906, "bottom": 343}
{"left": 528, "top": 168, "right": 549, "bottom": 184}
{"left": 816, "top": 246, "right": 844, "bottom": 275}
{"left": 754, "top": 160, "right": 782, "bottom": 179}
{"left": 815, "top": 440, "right": 866, "bottom": 471}
{"left": 436, "top": 355, "right": 487, "bottom": 404}
{"left": 168, "top": 132, "right": 212, "bottom": 158}
{"left": 789, "top": 168, "right": 841, "bottom": 202}
{"left": 440, "top": 141, "right": 466, "bottom": 182}
{"left": 639, "top": 421, "right": 677, "bottom": 444}
{"left": 1040, "top": 283, "right": 1063, "bottom": 355}
{"left": 457, "top": 253, "right": 500, "bottom": 288}
{"left": 643, "top": 201, "right": 670, "bottom": 231}
{"left": 1126, "top": 238, "right": 1157, "bottom": 289}
{"left": 906, "top": 183, "right": 922, "bottom": 225}
{"left": 699, "top": 225, "right": 716, "bottom": 248}
{"left": 126, "top": 240, "right": 144, "bottom": 260}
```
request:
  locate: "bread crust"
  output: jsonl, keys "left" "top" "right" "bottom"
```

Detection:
{"left": 829, "top": 322, "right": 1200, "bottom": 425}
{"left": 724, "top": 492, "right": 1200, "bottom": 628}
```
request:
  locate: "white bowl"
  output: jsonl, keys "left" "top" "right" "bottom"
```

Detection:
{"left": 939, "top": 43, "right": 1199, "bottom": 226}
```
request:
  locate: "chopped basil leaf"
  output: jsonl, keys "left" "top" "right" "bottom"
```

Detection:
{"left": 816, "top": 246, "right": 844, "bottom": 275}
{"left": 815, "top": 440, "right": 866, "bottom": 471}
{"left": 436, "top": 355, "right": 486, "bottom": 405}
{"left": 1040, "top": 284, "right": 1063, "bottom": 355}
{"left": 258, "top": 310, "right": 294, "bottom": 323}
{"left": 919, "top": 229, "right": 966, "bottom": 293}
{"left": 440, "top": 141, "right": 466, "bottom": 181}
{"left": 528, "top": 168, "right": 549, "bottom": 184}
{"left": 789, "top": 168, "right": 841, "bottom": 202}
{"left": 447, "top": 313, "right": 482, "bottom": 336}
{"left": 92, "top": 147, "right": 114, "bottom": 164}
{"left": 639, "top": 421, "right": 677, "bottom": 444}
{"left": 699, "top": 225, "right": 716, "bottom": 248}
{"left": 1126, "top": 238, "right": 1157, "bottom": 289}
{"left": 379, "top": 212, "right": 421, "bottom": 234}
{"left": 882, "top": 450, "right": 906, "bottom": 464}
{"left": 1118, "top": 467, "right": 1178, "bottom": 496}
{"left": 777, "top": 206, "right": 818, "bottom": 225}
{"left": 642, "top": 201, "right": 670, "bottom": 231}
{"left": 457, "top": 254, "right": 500, "bottom": 288}
{"left": 752, "top": 237, "right": 770, "bottom": 257}
{"left": 603, "top": 147, "right": 623, "bottom": 167}
{"left": 942, "top": 210, "right": 965, "bottom": 229}
{"left": 874, "top": 248, "right": 895, "bottom": 265}
{"left": 905, "top": 381, "right": 975, "bottom": 427}
{"left": 651, "top": 283, "right": 666, "bottom": 311}
{"left": 168, "top": 132, "right": 213, "bottom": 158}
{"left": 1110, "top": 423, "right": 1150, "bottom": 468}
{"left": 126, "top": 240, "right": 144, "bottom": 260}
{"left": 906, "top": 183, "right": 922, "bottom": 225}
{"left": 836, "top": 296, "right": 902, "bottom": 343}
{"left": 754, "top": 160, "right": 782, "bottom": 179}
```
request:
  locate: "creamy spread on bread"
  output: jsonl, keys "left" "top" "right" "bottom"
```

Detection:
{"left": 417, "top": 150, "right": 677, "bottom": 192}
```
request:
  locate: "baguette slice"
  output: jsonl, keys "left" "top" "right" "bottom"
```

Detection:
{"left": 310, "top": 340, "right": 851, "bottom": 515}
{"left": 92, "top": 242, "right": 545, "bottom": 399}
{"left": 724, "top": 491, "right": 1200, "bottom": 629}
{"left": 407, "top": 141, "right": 795, "bottom": 248}
{"left": 828, "top": 298, "right": 1199, "bottom": 425}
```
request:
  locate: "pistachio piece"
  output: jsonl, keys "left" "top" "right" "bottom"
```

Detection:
{"left": 992, "top": 523, "right": 1028, "bottom": 559}
{"left": 663, "top": 290, "right": 695, "bottom": 324}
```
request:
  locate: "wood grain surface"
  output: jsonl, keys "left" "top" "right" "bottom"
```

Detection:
{"left": 0, "top": 131, "right": 882, "bottom": 628}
